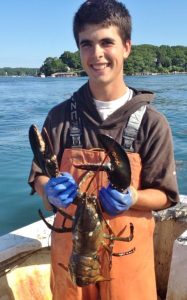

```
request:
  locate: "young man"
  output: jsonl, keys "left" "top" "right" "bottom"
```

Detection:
{"left": 29, "top": 1, "right": 179, "bottom": 299}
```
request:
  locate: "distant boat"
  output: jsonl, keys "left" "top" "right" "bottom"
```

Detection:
{"left": 39, "top": 73, "right": 45, "bottom": 78}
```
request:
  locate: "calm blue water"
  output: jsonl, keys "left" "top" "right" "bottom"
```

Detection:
{"left": 0, "top": 75, "right": 187, "bottom": 236}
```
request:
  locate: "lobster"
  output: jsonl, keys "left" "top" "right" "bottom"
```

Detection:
{"left": 29, "top": 124, "right": 135, "bottom": 287}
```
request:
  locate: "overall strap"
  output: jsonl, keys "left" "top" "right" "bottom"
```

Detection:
{"left": 122, "top": 105, "right": 147, "bottom": 152}
{"left": 69, "top": 96, "right": 83, "bottom": 148}
{"left": 69, "top": 96, "right": 147, "bottom": 151}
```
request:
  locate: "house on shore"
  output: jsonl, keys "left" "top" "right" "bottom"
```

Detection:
{"left": 51, "top": 72, "right": 78, "bottom": 77}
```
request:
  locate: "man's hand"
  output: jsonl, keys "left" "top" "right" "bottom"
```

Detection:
{"left": 45, "top": 172, "right": 78, "bottom": 208}
{"left": 99, "top": 184, "right": 138, "bottom": 216}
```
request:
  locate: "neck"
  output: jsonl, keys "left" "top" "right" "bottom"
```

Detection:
{"left": 89, "top": 80, "right": 128, "bottom": 101}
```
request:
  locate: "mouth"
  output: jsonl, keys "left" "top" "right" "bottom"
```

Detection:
{"left": 91, "top": 63, "right": 110, "bottom": 71}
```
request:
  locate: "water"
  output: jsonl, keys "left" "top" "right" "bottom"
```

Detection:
{"left": 0, "top": 74, "right": 187, "bottom": 236}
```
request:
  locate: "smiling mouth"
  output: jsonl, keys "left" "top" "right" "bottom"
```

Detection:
{"left": 91, "top": 63, "right": 110, "bottom": 71}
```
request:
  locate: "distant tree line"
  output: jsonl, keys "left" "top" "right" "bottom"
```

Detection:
{"left": 1, "top": 45, "right": 186, "bottom": 76}
{"left": 125, "top": 45, "right": 187, "bottom": 75}
{"left": 39, "top": 45, "right": 187, "bottom": 76}
{"left": 0, "top": 67, "right": 38, "bottom": 76}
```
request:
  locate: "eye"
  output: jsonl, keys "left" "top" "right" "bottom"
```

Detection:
{"left": 102, "top": 39, "right": 115, "bottom": 46}
{"left": 80, "top": 41, "right": 92, "bottom": 48}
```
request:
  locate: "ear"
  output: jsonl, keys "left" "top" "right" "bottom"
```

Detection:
{"left": 123, "top": 40, "right": 131, "bottom": 60}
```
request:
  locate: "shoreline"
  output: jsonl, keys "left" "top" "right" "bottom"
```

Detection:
{"left": 0, "top": 71, "right": 187, "bottom": 78}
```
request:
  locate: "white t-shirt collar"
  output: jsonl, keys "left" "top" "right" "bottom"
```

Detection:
{"left": 94, "top": 88, "right": 133, "bottom": 120}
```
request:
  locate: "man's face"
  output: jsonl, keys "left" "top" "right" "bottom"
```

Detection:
{"left": 78, "top": 24, "right": 131, "bottom": 88}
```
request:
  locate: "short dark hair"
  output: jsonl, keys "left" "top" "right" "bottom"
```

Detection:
{"left": 73, "top": 0, "right": 132, "bottom": 47}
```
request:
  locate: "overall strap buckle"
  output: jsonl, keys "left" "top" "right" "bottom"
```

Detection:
{"left": 70, "top": 96, "right": 83, "bottom": 148}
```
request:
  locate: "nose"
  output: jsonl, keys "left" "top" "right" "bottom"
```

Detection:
{"left": 92, "top": 44, "right": 104, "bottom": 59}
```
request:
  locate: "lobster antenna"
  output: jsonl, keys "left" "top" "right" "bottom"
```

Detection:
{"left": 85, "top": 150, "right": 110, "bottom": 193}
{"left": 85, "top": 138, "right": 116, "bottom": 193}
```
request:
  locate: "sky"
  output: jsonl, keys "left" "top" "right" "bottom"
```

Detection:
{"left": 0, "top": 0, "right": 187, "bottom": 68}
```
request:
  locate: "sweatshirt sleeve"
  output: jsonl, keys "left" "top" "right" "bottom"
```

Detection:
{"left": 140, "top": 108, "right": 179, "bottom": 204}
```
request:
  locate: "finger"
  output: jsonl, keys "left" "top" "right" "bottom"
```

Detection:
{"left": 46, "top": 187, "right": 59, "bottom": 198}
{"left": 48, "top": 195, "right": 62, "bottom": 208}
{"left": 107, "top": 186, "right": 128, "bottom": 204}
{"left": 54, "top": 181, "right": 77, "bottom": 193}
{"left": 62, "top": 190, "right": 77, "bottom": 208}
{"left": 58, "top": 185, "right": 77, "bottom": 201}
{"left": 101, "top": 188, "right": 128, "bottom": 212}
{"left": 69, "top": 189, "right": 77, "bottom": 201}
{"left": 106, "top": 188, "right": 130, "bottom": 209}
{"left": 53, "top": 181, "right": 72, "bottom": 192}
{"left": 99, "top": 189, "right": 120, "bottom": 215}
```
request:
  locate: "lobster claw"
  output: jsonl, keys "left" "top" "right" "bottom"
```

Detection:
{"left": 29, "top": 124, "right": 60, "bottom": 178}
{"left": 29, "top": 124, "right": 61, "bottom": 215}
{"left": 74, "top": 134, "right": 131, "bottom": 192}
{"left": 97, "top": 134, "right": 131, "bottom": 192}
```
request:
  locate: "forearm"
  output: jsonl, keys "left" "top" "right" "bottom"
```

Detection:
{"left": 132, "top": 188, "right": 172, "bottom": 211}
{"left": 34, "top": 175, "right": 53, "bottom": 211}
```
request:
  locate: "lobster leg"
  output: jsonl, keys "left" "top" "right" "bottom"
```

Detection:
{"left": 103, "top": 220, "right": 135, "bottom": 257}
{"left": 38, "top": 209, "right": 74, "bottom": 233}
{"left": 112, "top": 247, "right": 136, "bottom": 257}
{"left": 103, "top": 222, "right": 134, "bottom": 242}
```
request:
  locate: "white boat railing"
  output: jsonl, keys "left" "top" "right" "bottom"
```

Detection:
{"left": 0, "top": 215, "right": 54, "bottom": 263}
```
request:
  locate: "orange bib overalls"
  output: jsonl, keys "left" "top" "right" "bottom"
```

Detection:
{"left": 50, "top": 148, "right": 157, "bottom": 300}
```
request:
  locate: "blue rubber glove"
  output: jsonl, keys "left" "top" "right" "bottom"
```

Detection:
{"left": 99, "top": 184, "right": 137, "bottom": 216}
{"left": 45, "top": 172, "right": 78, "bottom": 208}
